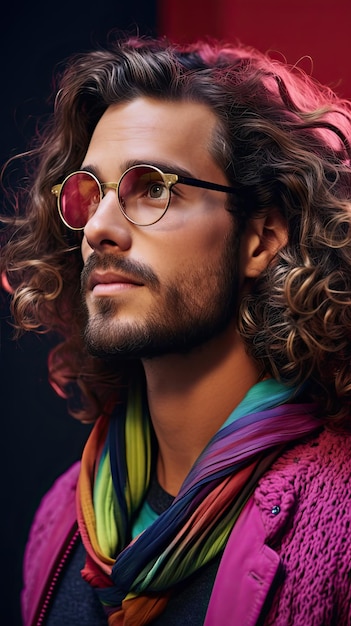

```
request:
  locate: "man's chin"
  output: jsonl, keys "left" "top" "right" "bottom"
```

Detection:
{"left": 83, "top": 324, "right": 152, "bottom": 360}
{"left": 83, "top": 327, "right": 228, "bottom": 361}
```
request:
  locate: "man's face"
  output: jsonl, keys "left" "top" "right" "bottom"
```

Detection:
{"left": 80, "top": 97, "right": 242, "bottom": 358}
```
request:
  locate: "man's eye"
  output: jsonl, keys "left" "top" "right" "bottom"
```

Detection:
{"left": 148, "top": 183, "right": 167, "bottom": 199}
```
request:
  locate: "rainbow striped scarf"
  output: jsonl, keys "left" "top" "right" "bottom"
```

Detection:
{"left": 77, "top": 379, "right": 320, "bottom": 625}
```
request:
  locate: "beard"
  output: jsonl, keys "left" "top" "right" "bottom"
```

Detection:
{"left": 81, "top": 230, "right": 241, "bottom": 359}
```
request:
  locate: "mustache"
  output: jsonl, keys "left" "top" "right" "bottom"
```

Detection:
{"left": 80, "top": 253, "right": 160, "bottom": 292}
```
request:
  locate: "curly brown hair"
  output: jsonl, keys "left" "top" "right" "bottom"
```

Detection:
{"left": 2, "top": 35, "right": 351, "bottom": 426}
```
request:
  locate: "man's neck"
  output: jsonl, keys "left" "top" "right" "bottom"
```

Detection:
{"left": 141, "top": 327, "right": 261, "bottom": 496}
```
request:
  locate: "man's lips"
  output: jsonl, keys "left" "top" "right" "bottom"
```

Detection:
{"left": 88, "top": 270, "right": 144, "bottom": 292}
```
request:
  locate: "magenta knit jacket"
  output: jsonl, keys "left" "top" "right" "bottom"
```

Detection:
{"left": 22, "top": 428, "right": 351, "bottom": 625}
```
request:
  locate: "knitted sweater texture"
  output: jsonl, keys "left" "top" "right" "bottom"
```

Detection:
{"left": 257, "top": 429, "right": 351, "bottom": 625}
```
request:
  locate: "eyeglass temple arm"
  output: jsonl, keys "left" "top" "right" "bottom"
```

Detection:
{"left": 175, "top": 174, "right": 237, "bottom": 195}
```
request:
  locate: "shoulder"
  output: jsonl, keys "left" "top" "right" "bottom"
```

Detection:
{"left": 258, "top": 428, "right": 351, "bottom": 500}
{"left": 255, "top": 429, "right": 351, "bottom": 624}
{"left": 37, "top": 460, "right": 81, "bottom": 514}
{"left": 22, "top": 462, "right": 81, "bottom": 621}
{"left": 255, "top": 428, "right": 351, "bottom": 539}
{"left": 32, "top": 461, "right": 80, "bottom": 533}
{"left": 24, "top": 461, "right": 81, "bottom": 562}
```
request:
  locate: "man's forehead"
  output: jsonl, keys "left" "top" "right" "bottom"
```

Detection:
{"left": 84, "top": 97, "right": 223, "bottom": 180}
{"left": 92, "top": 97, "right": 218, "bottom": 139}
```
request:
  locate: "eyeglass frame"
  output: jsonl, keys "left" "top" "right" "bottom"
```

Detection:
{"left": 51, "top": 163, "right": 238, "bottom": 229}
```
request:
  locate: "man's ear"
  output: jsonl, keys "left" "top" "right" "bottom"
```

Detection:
{"left": 241, "top": 208, "right": 288, "bottom": 279}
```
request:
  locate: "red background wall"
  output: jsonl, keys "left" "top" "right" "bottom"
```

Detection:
{"left": 158, "top": 0, "right": 351, "bottom": 98}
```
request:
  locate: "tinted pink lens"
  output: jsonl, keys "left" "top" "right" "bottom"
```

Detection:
{"left": 60, "top": 172, "right": 100, "bottom": 229}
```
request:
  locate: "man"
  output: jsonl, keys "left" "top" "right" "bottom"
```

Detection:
{"left": 2, "top": 36, "right": 351, "bottom": 625}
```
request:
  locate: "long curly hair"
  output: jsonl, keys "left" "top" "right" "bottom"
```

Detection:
{"left": 2, "top": 35, "right": 351, "bottom": 427}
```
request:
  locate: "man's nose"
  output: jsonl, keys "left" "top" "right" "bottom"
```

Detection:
{"left": 82, "top": 189, "right": 132, "bottom": 253}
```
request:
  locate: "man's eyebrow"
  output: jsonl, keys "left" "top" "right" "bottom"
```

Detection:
{"left": 80, "top": 160, "right": 195, "bottom": 180}
{"left": 79, "top": 163, "right": 102, "bottom": 178}
{"left": 125, "top": 160, "right": 195, "bottom": 180}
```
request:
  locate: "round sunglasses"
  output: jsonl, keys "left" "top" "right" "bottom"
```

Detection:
{"left": 51, "top": 163, "right": 238, "bottom": 229}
